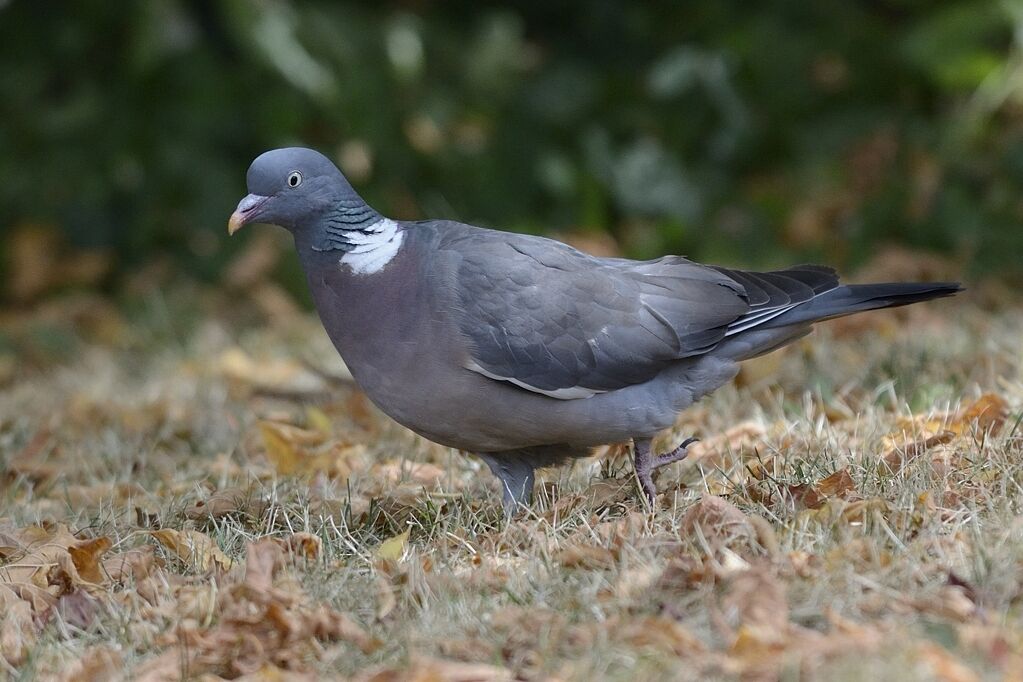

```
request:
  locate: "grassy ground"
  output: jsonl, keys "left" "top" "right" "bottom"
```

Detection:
{"left": 1, "top": 276, "right": 1021, "bottom": 681}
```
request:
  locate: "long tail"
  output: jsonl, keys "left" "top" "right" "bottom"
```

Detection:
{"left": 711, "top": 273, "right": 962, "bottom": 361}
{"left": 761, "top": 281, "right": 962, "bottom": 329}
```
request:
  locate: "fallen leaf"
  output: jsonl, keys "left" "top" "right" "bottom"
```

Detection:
{"left": 132, "top": 538, "right": 377, "bottom": 680}
{"left": 273, "top": 532, "right": 322, "bottom": 561}
{"left": 305, "top": 406, "right": 334, "bottom": 435}
{"left": 376, "top": 531, "right": 409, "bottom": 562}
{"left": 614, "top": 615, "right": 705, "bottom": 656}
{"left": 185, "top": 487, "right": 262, "bottom": 522}
{"left": 687, "top": 422, "right": 766, "bottom": 463}
{"left": 881, "top": 431, "right": 956, "bottom": 473}
{"left": 958, "top": 393, "right": 1009, "bottom": 437}
{"left": 68, "top": 536, "right": 113, "bottom": 584}
{"left": 151, "top": 529, "right": 231, "bottom": 573}
{"left": 0, "top": 598, "right": 34, "bottom": 666}
{"left": 557, "top": 544, "right": 617, "bottom": 570}
{"left": 680, "top": 495, "right": 755, "bottom": 551}
{"left": 258, "top": 421, "right": 361, "bottom": 479}
{"left": 789, "top": 468, "right": 859, "bottom": 510}
{"left": 243, "top": 539, "right": 284, "bottom": 593}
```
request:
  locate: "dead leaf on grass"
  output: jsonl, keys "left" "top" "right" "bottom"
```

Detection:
{"left": 258, "top": 420, "right": 364, "bottom": 479}
{"left": 376, "top": 530, "right": 410, "bottom": 562}
{"left": 184, "top": 486, "right": 264, "bottom": 522}
{"left": 883, "top": 394, "right": 1011, "bottom": 469}
{"left": 132, "top": 539, "right": 377, "bottom": 680}
{"left": 614, "top": 615, "right": 706, "bottom": 657}
{"left": 881, "top": 430, "right": 956, "bottom": 473}
{"left": 68, "top": 536, "right": 113, "bottom": 584}
{"left": 151, "top": 529, "right": 231, "bottom": 573}
{"left": 788, "top": 468, "right": 859, "bottom": 510}
{"left": 557, "top": 544, "right": 617, "bottom": 570}
{"left": 680, "top": 495, "right": 756, "bottom": 551}
{"left": 273, "top": 532, "right": 322, "bottom": 561}
{"left": 959, "top": 393, "right": 1009, "bottom": 437}
{"left": 686, "top": 421, "right": 767, "bottom": 464}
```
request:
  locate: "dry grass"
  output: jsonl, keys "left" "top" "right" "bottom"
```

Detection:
{"left": 1, "top": 281, "right": 1022, "bottom": 681}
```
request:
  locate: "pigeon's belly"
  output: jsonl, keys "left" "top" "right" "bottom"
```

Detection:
{"left": 343, "top": 335, "right": 738, "bottom": 454}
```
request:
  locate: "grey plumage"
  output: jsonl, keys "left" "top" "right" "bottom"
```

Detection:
{"left": 230, "top": 147, "right": 961, "bottom": 516}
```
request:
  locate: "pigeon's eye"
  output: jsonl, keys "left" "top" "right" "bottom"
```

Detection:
{"left": 287, "top": 171, "right": 303, "bottom": 188}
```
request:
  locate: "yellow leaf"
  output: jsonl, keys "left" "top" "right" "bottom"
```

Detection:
{"left": 377, "top": 530, "right": 409, "bottom": 562}
{"left": 259, "top": 421, "right": 301, "bottom": 475}
{"left": 305, "top": 406, "right": 334, "bottom": 435}
{"left": 152, "top": 529, "right": 231, "bottom": 573}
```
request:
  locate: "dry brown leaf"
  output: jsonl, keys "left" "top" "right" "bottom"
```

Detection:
{"left": 0, "top": 524, "right": 105, "bottom": 601}
{"left": 556, "top": 544, "right": 617, "bottom": 570}
{"left": 687, "top": 422, "right": 766, "bottom": 463}
{"left": 273, "top": 532, "right": 322, "bottom": 561}
{"left": 680, "top": 495, "right": 755, "bottom": 551}
{"left": 243, "top": 539, "right": 285, "bottom": 593}
{"left": 789, "top": 468, "right": 859, "bottom": 510}
{"left": 185, "top": 487, "right": 263, "bottom": 522}
{"left": 52, "top": 590, "right": 103, "bottom": 630}
{"left": 615, "top": 615, "right": 705, "bottom": 656}
{"left": 884, "top": 394, "right": 1010, "bottom": 464}
{"left": 68, "top": 536, "right": 113, "bottom": 584}
{"left": 0, "top": 598, "right": 35, "bottom": 666}
{"left": 958, "top": 393, "right": 1009, "bottom": 437}
{"left": 881, "top": 430, "right": 956, "bottom": 473}
{"left": 102, "top": 545, "right": 161, "bottom": 585}
{"left": 547, "top": 479, "right": 631, "bottom": 519}
{"left": 258, "top": 421, "right": 361, "bottom": 479}
{"left": 151, "top": 529, "right": 231, "bottom": 573}
{"left": 4, "top": 429, "right": 59, "bottom": 484}
{"left": 233, "top": 665, "right": 318, "bottom": 682}
{"left": 132, "top": 538, "right": 377, "bottom": 680}
{"left": 725, "top": 568, "right": 788, "bottom": 632}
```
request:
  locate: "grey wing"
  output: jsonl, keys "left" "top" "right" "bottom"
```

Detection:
{"left": 440, "top": 226, "right": 751, "bottom": 399}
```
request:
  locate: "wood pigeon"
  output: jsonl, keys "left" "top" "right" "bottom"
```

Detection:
{"left": 229, "top": 147, "right": 961, "bottom": 516}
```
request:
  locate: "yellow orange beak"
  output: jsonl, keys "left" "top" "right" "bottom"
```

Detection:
{"left": 228, "top": 194, "right": 269, "bottom": 235}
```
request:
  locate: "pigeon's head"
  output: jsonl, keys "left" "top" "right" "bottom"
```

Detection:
{"left": 229, "top": 147, "right": 354, "bottom": 235}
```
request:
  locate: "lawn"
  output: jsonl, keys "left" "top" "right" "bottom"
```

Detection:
{"left": 1, "top": 266, "right": 1020, "bottom": 680}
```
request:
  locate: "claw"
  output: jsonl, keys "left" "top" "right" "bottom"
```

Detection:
{"left": 633, "top": 435, "right": 698, "bottom": 505}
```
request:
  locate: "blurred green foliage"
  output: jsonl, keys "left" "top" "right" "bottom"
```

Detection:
{"left": 2, "top": 0, "right": 1023, "bottom": 285}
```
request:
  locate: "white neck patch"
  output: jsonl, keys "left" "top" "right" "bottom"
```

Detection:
{"left": 339, "top": 218, "right": 404, "bottom": 275}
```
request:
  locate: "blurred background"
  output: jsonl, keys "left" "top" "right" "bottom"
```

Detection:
{"left": 2, "top": 0, "right": 1023, "bottom": 308}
